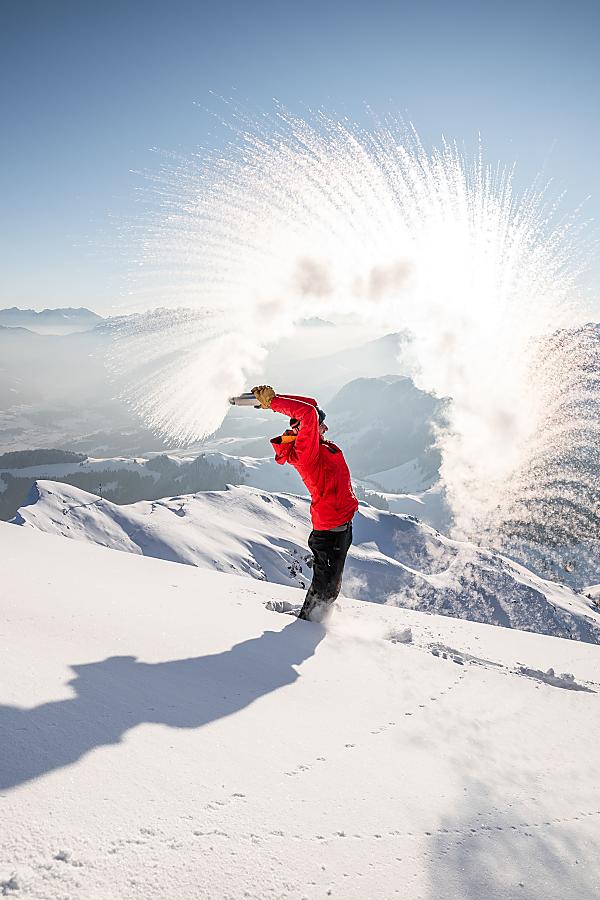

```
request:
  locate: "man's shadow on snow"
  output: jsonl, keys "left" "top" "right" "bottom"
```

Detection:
{"left": 0, "top": 620, "right": 324, "bottom": 791}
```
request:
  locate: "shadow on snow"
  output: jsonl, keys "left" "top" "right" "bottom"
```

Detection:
{"left": 1, "top": 620, "right": 324, "bottom": 791}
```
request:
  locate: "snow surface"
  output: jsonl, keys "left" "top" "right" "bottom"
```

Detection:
{"left": 12, "top": 480, "right": 600, "bottom": 644}
{"left": 373, "top": 484, "right": 450, "bottom": 532}
{"left": 208, "top": 451, "right": 306, "bottom": 493}
{"left": 367, "top": 458, "right": 437, "bottom": 492}
{"left": 1, "top": 523, "right": 599, "bottom": 899}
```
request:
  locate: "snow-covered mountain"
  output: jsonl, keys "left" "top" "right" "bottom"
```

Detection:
{"left": 0, "top": 448, "right": 300, "bottom": 522}
{"left": 199, "top": 374, "right": 444, "bottom": 490}
{"left": 2, "top": 522, "right": 599, "bottom": 899}
{"left": 263, "top": 330, "right": 411, "bottom": 401}
{"left": 13, "top": 480, "right": 600, "bottom": 644}
{"left": 0, "top": 315, "right": 402, "bottom": 454}
{"left": 0, "top": 315, "right": 441, "bottom": 487}
{"left": 0, "top": 306, "right": 103, "bottom": 334}
{"left": 324, "top": 375, "right": 445, "bottom": 483}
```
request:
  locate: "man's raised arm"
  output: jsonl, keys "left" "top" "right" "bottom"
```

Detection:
{"left": 252, "top": 387, "right": 320, "bottom": 469}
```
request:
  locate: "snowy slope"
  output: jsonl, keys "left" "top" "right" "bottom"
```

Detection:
{"left": 372, "top": 483, "right": 451, "bottom": 531}
{"left": 204, "top": 450, "right": 306, "bottom": 493}
{"left": 367, "top": 456, "right": 439, "bottom": 492}
{"left": 1, "top": 523, "right": 599, "bottom": 900}
{"left": 12, "top": 480, "right": 600, "bottom": 644}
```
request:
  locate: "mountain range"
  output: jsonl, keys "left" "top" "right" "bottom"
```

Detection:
{"left": 0, "top": 306, "right": 103, "bottom": 334}
{"left": 12, "top": 479, "right": 600, "bottom": 644}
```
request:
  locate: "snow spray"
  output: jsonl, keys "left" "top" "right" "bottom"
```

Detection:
{"left": 109, "top": 103, "right": 597, "bottom": 565}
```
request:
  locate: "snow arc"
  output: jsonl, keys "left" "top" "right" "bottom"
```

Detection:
{"left": 111, "top": 107, "right": 593, "bottom": 546}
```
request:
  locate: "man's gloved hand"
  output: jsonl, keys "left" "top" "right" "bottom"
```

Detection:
{"left": 251, "top": 385, "right": 276, "bottom": 409}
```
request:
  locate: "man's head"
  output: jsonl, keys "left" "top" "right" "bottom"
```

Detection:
{"left": 289, "top": 407, "right": 328, "bottom": 436}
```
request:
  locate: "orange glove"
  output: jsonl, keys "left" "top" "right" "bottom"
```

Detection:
{"left": 251, "top": 385, "right": 276, "bottom": 409}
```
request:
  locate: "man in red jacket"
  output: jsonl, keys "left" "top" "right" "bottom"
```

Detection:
{"left": 252, "top": 385, "right": 358, "bottom": 621}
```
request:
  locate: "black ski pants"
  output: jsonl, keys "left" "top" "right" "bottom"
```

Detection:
{"left": 299, "top": 522, "right": 353, "bottom": 621}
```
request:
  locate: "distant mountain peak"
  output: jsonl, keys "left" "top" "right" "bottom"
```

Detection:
{"left": 298, "top": 316, "right": 336, "bottom": 327}
{"left": 0, "top": 307, "right": 103, "bottom": 335}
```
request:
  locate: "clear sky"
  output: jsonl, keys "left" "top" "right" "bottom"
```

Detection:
{"left": 1, "top": 0, "right": 599, "bottom": 313}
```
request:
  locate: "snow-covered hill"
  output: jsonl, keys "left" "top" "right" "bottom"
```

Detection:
{"left": 0, "top": 449, "right": 300, "bottom": 495}
{"left": 13, "top": 480, "right": 600, "bottom": 644}
{"left": 1, "top": 523, "right": 599, "bottom": 899}
{"left": 0, "top": 449, "right": 303, "bottom": 522}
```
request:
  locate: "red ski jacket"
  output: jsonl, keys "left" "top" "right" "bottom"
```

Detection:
{"left": 270, "top": 394, "right": 358, "bottom": 531}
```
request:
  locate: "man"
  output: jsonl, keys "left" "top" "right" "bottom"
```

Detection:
{"left": 252, "top": 385, "right": 358, "bottom": 621}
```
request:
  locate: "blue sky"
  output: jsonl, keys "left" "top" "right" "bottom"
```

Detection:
{"left": 1, "top": 0, "right": 599, "bottom": 313}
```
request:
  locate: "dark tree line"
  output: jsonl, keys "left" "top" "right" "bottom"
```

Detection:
{"left": 0, "top": 449, "right": 87, "bottom": 468}
{"left": 0, "top": 453, "right": 246, "bottom": 521}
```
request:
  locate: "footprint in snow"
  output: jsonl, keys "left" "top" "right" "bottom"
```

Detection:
{"left": 385, "top": 627, "right": 412, "bottom": 644}
{"left": 264, "top": 600, "right": 302, "bottom": 617}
